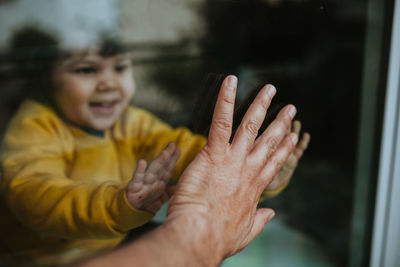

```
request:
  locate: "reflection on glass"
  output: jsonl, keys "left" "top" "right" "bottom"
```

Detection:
{"left": 0, "top": 0, "right": 386, "bottom": 266}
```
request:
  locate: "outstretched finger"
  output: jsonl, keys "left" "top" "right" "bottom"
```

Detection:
{"left": 207, "top": 75, "right": 237, "bottom": 153}
{"left": 128, "top": 159, "right": 147, "bottom": 193}
{"left": 250, "top": 104, "right": 296, "bottom": 162}
{"left": 147, "top": 143, "right": 176, "bottom": 178}
{"left": 132, "top": 159, "right": 147, "bottom": 183}
{"left": 231, "top": 85, "right": 276, "bottom": 154}
{"left": 162, "top": 148, "right": 181, "bottom": 183}
{"left": 258, "top": 132, "right": 298, "bottom": 187}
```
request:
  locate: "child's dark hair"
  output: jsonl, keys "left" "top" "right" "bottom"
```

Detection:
{"left": 97, "top": 34, "right": 128, "bottom": 58}
{"left": 8, "top": 26, "right": 60, "bottom": 106}
{"left": 8, "top": 26, "right": 128, "bottom": 107}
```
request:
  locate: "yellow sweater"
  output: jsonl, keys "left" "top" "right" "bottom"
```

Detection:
{"left": 0, "top": 100, "right": 286, "bottom": 266}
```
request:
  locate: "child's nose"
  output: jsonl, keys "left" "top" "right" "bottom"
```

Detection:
{"left": 96, "top": 77, "right": 117, "bottom": 92}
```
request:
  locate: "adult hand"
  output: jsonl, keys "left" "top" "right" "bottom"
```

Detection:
{"left": 167, "top": 75, "right": 298, "bottom": 263}
{"left": 76, "top": 75, "right": 300, "bottom": 267}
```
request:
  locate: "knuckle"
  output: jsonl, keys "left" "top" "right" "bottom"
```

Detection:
{"left": 243, "top": 119, "right": 259, "bottom": 137}
{"left": 271, "top": 157, "right": 284, "bottom": 173}
{"left": 201, "top": 144, "right": 213, "bottom": 158}
{"left": 275, "top": 121, "right": 290, "bottom": 138}
{"left": 261, "top": 97, "right": 270, "bottom": 111}
{"left": 222, "top": 94, "right": 235, "bottom": 105}
{"left": 214, "top": 117, "right": 232, "bottom": 131}
{"left": 266, "top": 136, "right": 280, "bottom": 152}
{"left": 200, "top": 144, "right": 221, "bottom": 164}
{"left": 245, "top": 157, "right": 263, "bottom": 175}
{"left": 199, "top": 145, "right": 215, "bottom": 163}
{"left": 144, "top": 173, "right": 156, "bottom": 184}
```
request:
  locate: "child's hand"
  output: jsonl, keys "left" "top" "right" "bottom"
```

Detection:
{"left": 126, "top": 142, "right": 181, "bottom": 214}
{"left": 265, "top": 120, "right": 310, "bottom": 191}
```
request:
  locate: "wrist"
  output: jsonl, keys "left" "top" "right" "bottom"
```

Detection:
{"left": 163, "top": 213, "right": 225, "bottom": 266}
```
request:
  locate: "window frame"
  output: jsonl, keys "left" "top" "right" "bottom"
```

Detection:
{"left": 370, "top": 0, "right": 400, "bottom": 266}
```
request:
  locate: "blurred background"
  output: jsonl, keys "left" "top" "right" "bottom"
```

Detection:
{"left": 0, "top": 0, "right": 398, "bottom": 266}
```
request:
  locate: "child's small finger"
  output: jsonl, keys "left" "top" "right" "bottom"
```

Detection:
{"left": 171, "top": 148, "right": 181, "bottom": 166}
{"left": 164, "top": 149, "right": 180, "bottom": 174}
{"left": 161, "top": 145, "right": 179, "bottom": 169}
{"left": 147, "top": 143, "right": 177, "bottom": 175}
{"left": 163, "top": 149, "right": 180, "bottom": 182}
{"left": 167, "top": 142, "right": 177, "bottom": 152}
{"left": 127, "top": 181, "right": 143, "bottom": 194}
{"left": 160, "top": 142, "right": 177, "bottom": 163}
{"left": 147, "top": 156, "right": 166, "bottom": 177}
{"left": 132, "top": 159, "right": 147, "bottom": 183}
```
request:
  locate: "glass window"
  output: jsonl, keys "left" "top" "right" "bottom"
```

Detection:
{"left": 0, "top": 0, "right": 396, "bottom": 266}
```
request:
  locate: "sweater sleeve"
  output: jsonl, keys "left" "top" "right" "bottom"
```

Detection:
{"left": 260, "top": 181, "right": 289, "bottom": 201}
{"left": 0, "top": 106, "right": 153, "bottom": 239}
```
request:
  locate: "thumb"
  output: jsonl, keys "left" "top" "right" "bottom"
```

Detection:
{"left": 247, "top": 208, "right": 275, "bottom": 247}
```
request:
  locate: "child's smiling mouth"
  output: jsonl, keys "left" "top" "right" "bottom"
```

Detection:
{"left": 89, "top": 100, "right": 119, "bottom": 115}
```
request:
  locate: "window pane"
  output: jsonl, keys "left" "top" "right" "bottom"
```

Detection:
{"left": 0, "top": 0, "right": 392, "bottom": 266}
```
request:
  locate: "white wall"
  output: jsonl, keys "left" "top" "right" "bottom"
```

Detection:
{"left": 0, "top": 0, "right": 119, "bottom": 49}
{"left": 118, "top": 0, "right": 204, "bottom": 44}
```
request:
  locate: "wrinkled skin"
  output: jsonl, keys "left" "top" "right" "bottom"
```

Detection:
{"left": 78, "top": 75, "right": 310, "bottom": 267}
{"left": 266, "top": 120, "right": 310, "bottom": 191}
{"left": 166, "top": 75, "right": 301, "bottom": 262}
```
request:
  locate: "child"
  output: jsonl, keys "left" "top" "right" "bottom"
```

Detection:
{"left": 0, "top": 28, "right": 309, "bottom": 266}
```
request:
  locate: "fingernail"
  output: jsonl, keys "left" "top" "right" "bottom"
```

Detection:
{"left": 291, "top": 134, "right": 298, "bottom": 144}
{"left": 227, "top": 75, "right": 237, "bottom": 89}
{"left": 267, "top": 85, "right": 276, "bottom": 97}
{"left": 289, "top": 105, "right": 296, "bottom": 118}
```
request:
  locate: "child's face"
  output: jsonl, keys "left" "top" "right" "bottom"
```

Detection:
{"left": 52, "top": 49, "right": 135, "bottom": 131}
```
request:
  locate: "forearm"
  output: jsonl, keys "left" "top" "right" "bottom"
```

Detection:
{"left": 3, "top": 174, "right": 152, "bottom": 238}
{"left": 77, "top": 215, "right": 223, "bottom": 267}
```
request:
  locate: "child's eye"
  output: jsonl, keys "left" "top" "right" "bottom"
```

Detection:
{"left": 115, "top": 65, "right": 129, "bottom": 73}
{"left": 74, "top": 67, "right": 96, "bottom": 74}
